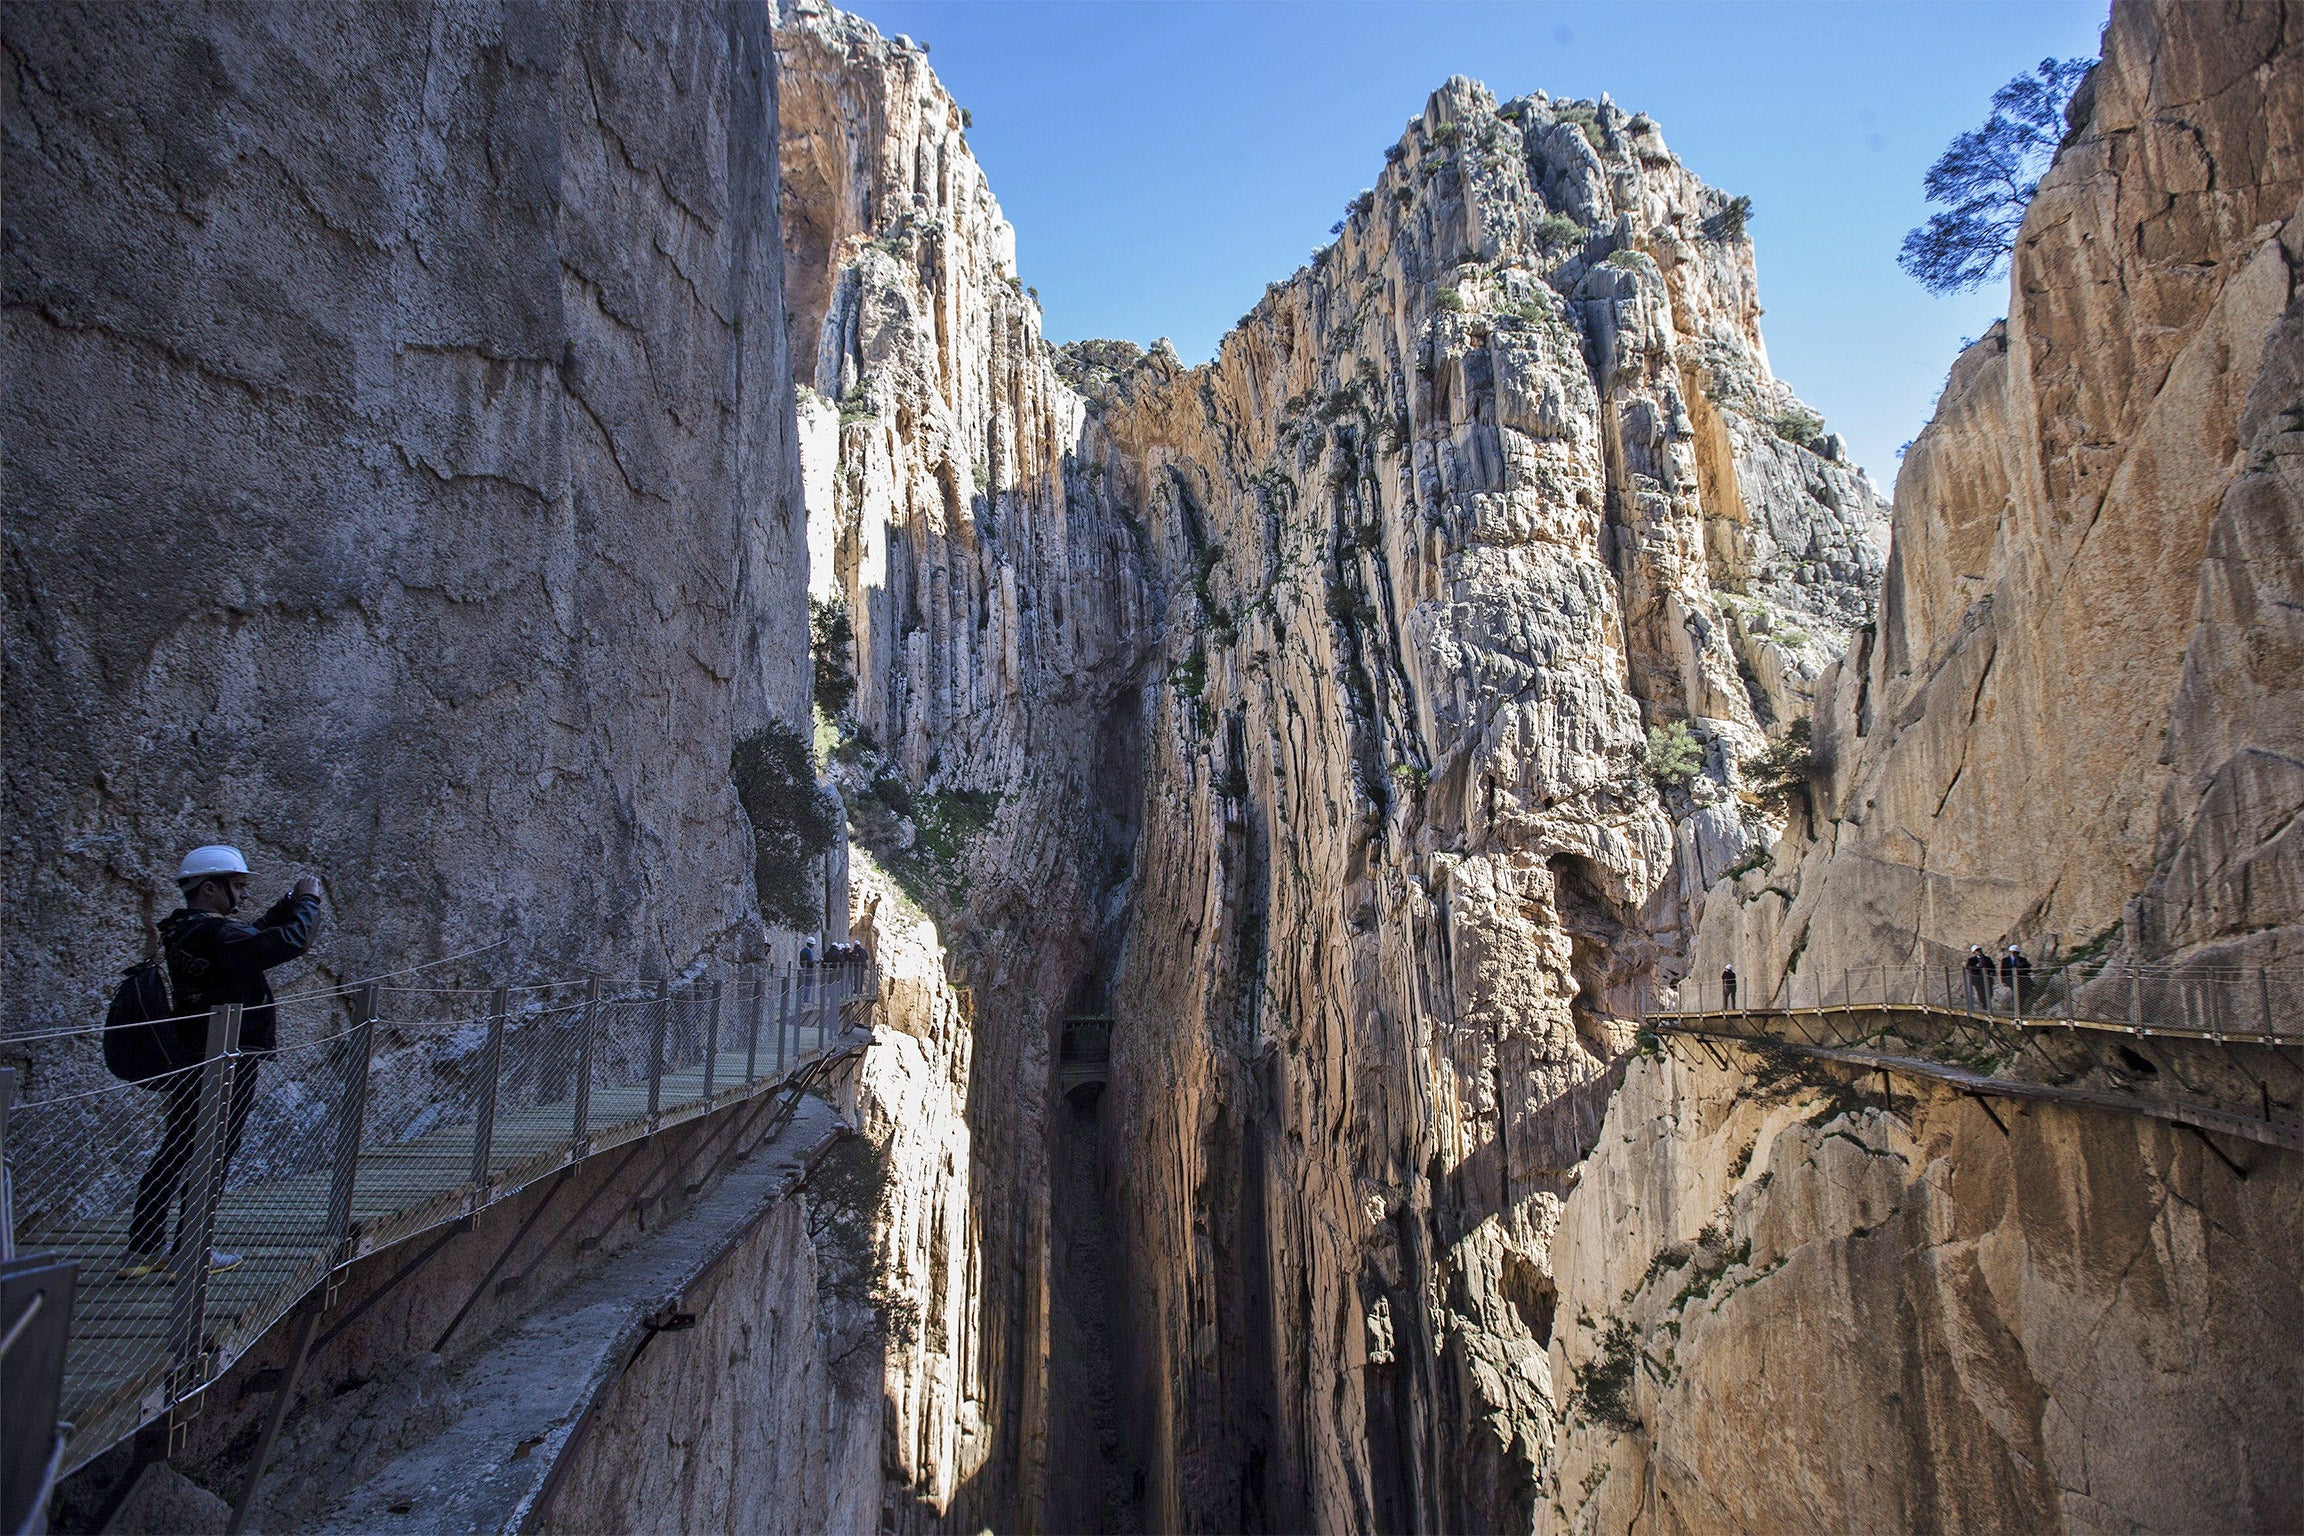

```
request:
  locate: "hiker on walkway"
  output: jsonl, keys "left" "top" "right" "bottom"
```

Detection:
{"left": 122, "top": 846, "right": 323, "bottom": 1279}
{"left": 1721, "top": 964, "right": 1739, "bottom": 1011}
{"left": 1964, "top": 945, "right": 1993, "bottom": 1009}
{"left": 1999, "top": 943, "right": 2034, "bottom": 1015}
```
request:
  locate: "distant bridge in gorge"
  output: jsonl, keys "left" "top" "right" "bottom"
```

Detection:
{"left": 1060, "top": 1017, "right": 1110, "bottom": 1098}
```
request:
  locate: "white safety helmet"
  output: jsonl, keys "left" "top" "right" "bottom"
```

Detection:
{"left": 178, "top": 845, "right": 250, "bottom": 883}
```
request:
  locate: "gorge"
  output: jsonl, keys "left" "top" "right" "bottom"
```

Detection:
{"left": 4, "top": 1, "right": 2299, "bottom": 1533}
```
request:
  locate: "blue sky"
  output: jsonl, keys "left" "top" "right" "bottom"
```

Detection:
{"left": 837, "top": 1, "right": 2109, "bottom": 491}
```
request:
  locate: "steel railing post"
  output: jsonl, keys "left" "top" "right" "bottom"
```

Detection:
{"left": 647, "top": 979, "right": 670, "bottom": 1128}
{"left": 574, "top": 976, "right": 600, "bottom": 1152}
{"left": 703, "top": 979, "right": 722, "bottom": 1102}
{"left": 744, "top": 968, "right": 762, "bottom": 1085}
{"left": 0, "top": 1064, "right": 16, "bottom": 1264}
{"left": 775, "top": 973, "right": 790, "bottom": 1076}
{"left": 2131, "top": 969, "right": 2142, "bottom": 1027}
{"left": 470, "top": 986, "right": 507, "bottom": 1204}
{"left": 166, "top": 1003, "right": 242, "bottom": 1448}
{"left": 322, "top": 986, "right": 378, "bottom": 1295}
{"left": 2262, "top": 967, "right": 2276, "bottom": 1038}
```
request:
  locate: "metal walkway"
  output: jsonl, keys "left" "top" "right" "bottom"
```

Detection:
{"left": 4, "top": 962, "right": 873, "bottom": 1480}
{"left": 1649, "top": 997, "right": 2303, "bottom": 1154}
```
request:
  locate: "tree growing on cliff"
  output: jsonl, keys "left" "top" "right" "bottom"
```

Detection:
{"left": 811, "top": 596, "right": 856, "bottom": 717}
{"left": 731, "top": 725, "right": 842, "bottom": 931}
{"left": 1899, "top": 57, "right": 2095, "bottom": 294}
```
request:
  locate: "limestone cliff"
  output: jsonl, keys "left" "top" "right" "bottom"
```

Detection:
{"left": 1075, "top": 78, "right": 1886, "bottom": 1532}
{"left": 771, "top": 14, "right": 1886, "bottom": 1523}
{"left": 773, "top": 6, "right": 1153, "bottom": 1527}
{"left": 3, "top": 0, "right": 811, "bottom": 1017}
{"left": 1548, "top": 1043, "right": 2304, "bottom": 1533}
{"left": 1554, "top": 3, "right": 2304, "bottom": 1531}
{"left": 1696, "top": 0, "right": 2304, "bottom": 996}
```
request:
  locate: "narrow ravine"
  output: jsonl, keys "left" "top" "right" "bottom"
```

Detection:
{"left": 1046, "top": 1084, "right": 1146, "bottom": 1535}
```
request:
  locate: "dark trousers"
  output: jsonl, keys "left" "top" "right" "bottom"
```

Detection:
{"left": 127, "top": 1058, "right": 260, "bottom": 1256}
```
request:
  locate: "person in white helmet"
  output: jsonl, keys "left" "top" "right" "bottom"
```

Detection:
{"left": 121, "top": 846, "right": 323, "bottom": 1278}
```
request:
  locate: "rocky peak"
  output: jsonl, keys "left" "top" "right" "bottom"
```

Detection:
{"left": 789, "top": 49, "right": 1889, "bottom": 1531}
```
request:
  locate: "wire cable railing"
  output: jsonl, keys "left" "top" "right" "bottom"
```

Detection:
{"left": 0, "top": 957, "right": 874, "bottom": 1480}
{"left": 1645, "top": 960, "right": 2302, "bottom": 1151}
{"left": 1658, "top": 960, "right": 2302, "bottom": 1041}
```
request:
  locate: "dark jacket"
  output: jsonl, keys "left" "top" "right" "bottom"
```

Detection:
{"left": 1998, "top": 951, "right": 2033, "bottom": 985}
{"left": 159, "top": 892, "right": 323, "bottom": 1054}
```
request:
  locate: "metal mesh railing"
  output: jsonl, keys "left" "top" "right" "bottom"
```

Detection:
{"left": 1648, "top": 958, "right": 2304, "bottom": 1153}
{"left": 1660, "top": 960, "right": 2303, "bottom": 1041}
{"left": 1, "top": 958, "right": 874, "bottom": 1474}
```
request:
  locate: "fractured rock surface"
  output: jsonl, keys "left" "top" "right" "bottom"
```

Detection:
{"left": 771, "top": 11, "right": 1887, "bottom": 1525}
{"left": 1695, "top": 0, "right": 2304, "bottom": 997}
{"left": 1562, "top": 3, "right": 2304, "bottom": 1531}
{"left": 2, "top": 0, "right": 815, "bottom": 1205}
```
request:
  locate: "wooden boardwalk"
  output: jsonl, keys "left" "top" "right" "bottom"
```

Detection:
{"left": 34, "top": 1009, "right": 856, "bottom": 1479}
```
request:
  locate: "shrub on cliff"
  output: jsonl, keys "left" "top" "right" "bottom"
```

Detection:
{"left": 731, "top": 724, "right": 842, "bottom": 931}
{"left": 1742, "top": 718, "right": 1816, "bottom": 821}
{"left": 1531, "top": 213, "right": 1583, "bottom": 251}
{"left": 1644, "top": 721, "right": 1705, "bottom": 791}
{"left": 1764, "top": 405, "right": 1825, "bottom": 451}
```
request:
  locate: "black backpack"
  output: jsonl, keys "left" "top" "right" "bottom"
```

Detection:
{"left": 104, "top": 945, "right": 201, "bottom": 1085}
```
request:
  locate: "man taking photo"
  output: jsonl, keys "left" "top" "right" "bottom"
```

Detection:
{"left": 121, "top": 846, "right": 323, "bottom": 1279}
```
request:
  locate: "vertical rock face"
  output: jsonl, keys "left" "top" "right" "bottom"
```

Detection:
{"left": 1547, "top": 1047, "right": 2304, "bottom": 1535}
{"left": 1696, "top": 0, "right": 2304, "bottom": 997}
{"left": 772, "top": 6, "right": 1153, "bottom": 1527}
{"left": 773, "top": 19, "right": 1885, "bottom": 1524}
{"left": 2, "top": 0, "right": 811, "bottom": 1032}
{"left": 1552, "top": 4, "right": 2304, "bottom": 1532}
{"left": 1077, "top": 80, "right": 1884, "bottom": 1533}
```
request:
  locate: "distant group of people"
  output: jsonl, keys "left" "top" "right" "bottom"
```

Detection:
{"left": 799, "top": 939, "right": 867, "bottom": 967}
{"left": 1712, "top": 940, "right": 2035, "bottom": 1013}
{"left": 1965, "top": 943, "right": 2033, "bottom": 1008}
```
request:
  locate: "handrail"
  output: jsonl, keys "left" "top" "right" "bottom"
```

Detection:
{"left": 1647, "top": 991, "right": 2301, "bottom": 1155}
{"left": 3, "top": 956, "right": 878, "bottom": 1480}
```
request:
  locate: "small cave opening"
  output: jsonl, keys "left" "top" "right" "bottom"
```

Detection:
{"left": 1500, "top": 1252, "right": 1557, "bottom": 1348}
{"left": 1549, "top": 852, "right": 1633, "bottom": 1058}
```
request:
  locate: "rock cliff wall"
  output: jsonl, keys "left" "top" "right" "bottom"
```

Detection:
{"left": 1555, "top": 4, "right": 2304, "bottom": 1531}
{"left": 772, "top": 6, "right": 1153, "bottom": 1526}
{"left": 1547, "top": 1043, "right": 2304, "bottom": 1534}
{"left": 769, "top": 10, "right": 1891, "bottom": 1525}
{"left": 3, "top": 0, "right": 812, "bottom": 1031}
{"left": 1074, "top": 78, "right": 1885, "bottom": 1534}
{"left": 1696, "top": 0, "right": 2304, "bottom": 996}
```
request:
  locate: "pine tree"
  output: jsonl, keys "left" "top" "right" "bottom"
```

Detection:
{"left": 1899, "top": 57, "right": 2095, "bottom": 295}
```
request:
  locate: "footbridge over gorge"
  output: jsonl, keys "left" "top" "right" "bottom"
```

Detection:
{"left": 1646, "top": 961, "right": 2304, "bottom": 1157}
{"left": 1060, "top": 1016, "right": 1111, "bottom": 1099}
{"left": 0, "top": 956, "right": 877, "bottom": 1527}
